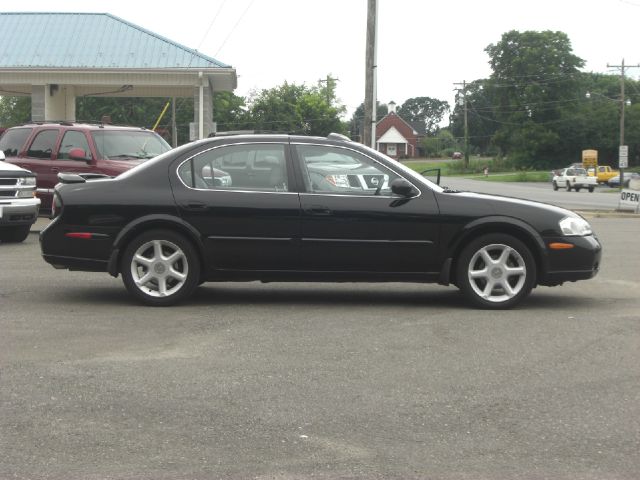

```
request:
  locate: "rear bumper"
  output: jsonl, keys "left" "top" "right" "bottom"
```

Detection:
{"left": 41, "top": 253, "right": 108, "bottom": 272}
{"left": 539, "top": 234, "right": 602, "bottom": 286}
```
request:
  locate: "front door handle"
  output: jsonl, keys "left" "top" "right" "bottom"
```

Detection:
{"left": 306, "top": 205, "right": 332, "bottom": 216}
{"left": 51, "top": 167, "right": 60, "bottom": 174}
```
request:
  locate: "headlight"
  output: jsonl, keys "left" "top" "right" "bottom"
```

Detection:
{"left": 17, "top": 176, "right": 36, "bottom": 186}
{"left": 559, "top": 216, "right": 592, "bottom": 236}
{"left": 17, "top": 190, "right": 36, "bottom": 198}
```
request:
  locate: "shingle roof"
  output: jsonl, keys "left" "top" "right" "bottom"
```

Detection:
{"left": 0, "top": 12, "right": 231, "bottom": 69}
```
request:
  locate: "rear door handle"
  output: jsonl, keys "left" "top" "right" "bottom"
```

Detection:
{"left": 182, "top": 201, "right": 208, "bottom": 211}
{"left": 51, "top": 167, "right": 60, "bottom": 173}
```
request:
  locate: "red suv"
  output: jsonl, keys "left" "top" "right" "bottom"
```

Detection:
{"left": 0, "top": 122, "right": 171, "bottom": 209}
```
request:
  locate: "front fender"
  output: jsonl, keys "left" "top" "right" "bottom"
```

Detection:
{"left": 445, "top": 215, "right": 549, "bottom": 278}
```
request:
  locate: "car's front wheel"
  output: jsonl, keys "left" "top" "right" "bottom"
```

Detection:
{"left": 121, "top": 230, "right": 200, "bottom": 306}
{"left": 455, "top": 234, "right": 536, "bottom": 309}
{"left": 0, "top": 225, "right": 31, "bottom": 243}
{"left": 552, "top": 181, "right": 559, "bottom": 191}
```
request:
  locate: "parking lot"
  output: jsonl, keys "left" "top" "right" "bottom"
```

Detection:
{"left": 1, "top": 216, "right": 639, "bottom": 479}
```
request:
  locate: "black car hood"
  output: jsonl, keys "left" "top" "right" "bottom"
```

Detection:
{"left": 435, "top": 190, "right": 583, "bottom": 236}
{"left": 453, "top": 191, "right": 579, "bottom": 218}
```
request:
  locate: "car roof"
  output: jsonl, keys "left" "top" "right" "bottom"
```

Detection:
{"left": 11, "top": 122, "right": 152, "bottom": 132}
{"left": 202, "top": 132, "right": 356, "bottom": 148}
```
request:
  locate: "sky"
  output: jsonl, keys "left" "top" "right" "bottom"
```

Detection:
{"left": 5, "top": 0, "right": 640, "bottom": 118}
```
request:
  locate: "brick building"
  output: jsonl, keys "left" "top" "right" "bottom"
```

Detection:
{"left": 375, "top": 101, "right": 423, "bottom": 158}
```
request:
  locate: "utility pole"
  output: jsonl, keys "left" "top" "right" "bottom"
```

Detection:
{"left": 363, "top": 0, "right": 377, "bottom": 148}
{"left": 607, "top": 59, "right": 640, "bottom": 188}
{"left": 453, "top": 81, "right": 469, "bottom": 169}
{"left": 318, "top": 75, "right": 339, "bottom": 104}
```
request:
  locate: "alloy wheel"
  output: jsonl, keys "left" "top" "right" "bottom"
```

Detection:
{"left": 130, "top": 239, "right": 189, "bottom": 297}
{"left": 467, "top": 243, "right": 527, "bottom": 303}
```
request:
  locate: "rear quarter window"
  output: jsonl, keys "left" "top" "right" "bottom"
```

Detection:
{"left": 0, "top": 128, "right": 33, "bottom": 157}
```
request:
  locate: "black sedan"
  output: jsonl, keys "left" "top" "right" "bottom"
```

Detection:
{"left": 40, "top": 133, "right": 601, "bottom": 309}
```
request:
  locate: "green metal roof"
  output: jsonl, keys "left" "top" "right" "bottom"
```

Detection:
{"left": 0, "top": 12, "right": 231, "bottom": 69}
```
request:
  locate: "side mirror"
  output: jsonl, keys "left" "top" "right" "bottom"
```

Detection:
{"left": 390, "top": 178, "right": 418, "bottom": 197}
{"left": 68, "top": 148, "right": 90, "bottom": 162}
{"left": 0, "top": 151, "right": 5, "bottom": 161}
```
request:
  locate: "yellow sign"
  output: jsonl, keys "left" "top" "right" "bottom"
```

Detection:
{"left": 582, "top": 149, "right": 598, "bottom": 168}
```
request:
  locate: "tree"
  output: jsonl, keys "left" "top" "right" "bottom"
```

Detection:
{"left": 421, "top": 129, "right": 458, "bottom": 158}
{"left": 246, "top": 81, "right": 346, "bottom": 136}
{"left": 0, "top": 96, "right": 31, "bottom": 126}
{"left": 212, "top": 91, "right": 249, "bottom": 131}
{"left": 397, "top": 96, "right": 449, "bottom": 135}
{"left": 485, "top": 30, "right": 585, "bottom": 167}
{"left": 349, "top": 101, "right": 388, "bottom": 142}
{"left": 450, "top": 79, "right": 499, "bottom": 156}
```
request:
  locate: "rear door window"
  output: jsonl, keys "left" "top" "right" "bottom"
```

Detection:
{"left": 178, "top": 144, "right": 289, "bottom": 192}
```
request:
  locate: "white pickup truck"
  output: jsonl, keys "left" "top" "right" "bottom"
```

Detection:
{"left": 0, "top": 151, "right": 40, "bottom": 242}
{"left": 552, "top": 167, "right": 597, "bottom": 192}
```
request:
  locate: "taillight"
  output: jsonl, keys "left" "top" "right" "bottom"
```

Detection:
{"left": 51, "top": 192, "right": 62, "bottom": 219}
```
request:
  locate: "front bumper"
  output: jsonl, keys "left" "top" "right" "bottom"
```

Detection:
{"left": 539, "top": 234, "right": 602, "bottom": 286}
{"left": 0, "top": 198, "right": 40, "bottom": 226}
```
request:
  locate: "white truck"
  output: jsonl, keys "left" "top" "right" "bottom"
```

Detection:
{"left": 0, "top": 151, "right": 40, "bottom": 242}
{"left": 552, "top": 167, "right": 597, "bottom": 193}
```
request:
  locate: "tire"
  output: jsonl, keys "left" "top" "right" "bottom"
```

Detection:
{"left": 552, "top": 181, "right": 558, "bottom": 191}
{"left": 0, "top": 225, "right": 31, "bottom": 243}
{"left": 588, "top": 186, "right": 595, "bottom": 193}
{"left": 574, "top": 186, "right": 581, "bottom": 192}
{"left": 455, "top": 233, "right": 536, "bottom": 309}
{"left": 566, "top": 182, "right": 572, "bottom": 191}
{"left": 120, "top": 229, "right": 200, "bottom": 306}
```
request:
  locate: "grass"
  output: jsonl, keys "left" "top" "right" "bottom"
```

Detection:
{"left": 402, "top": 158, "right": 550, "bottom": 182}
{"left": 467, "top": 171, "right": 551, "bottom": 182}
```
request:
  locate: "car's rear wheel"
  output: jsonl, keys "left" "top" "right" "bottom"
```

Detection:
{"left": 588, "top": 185, "right": 595, "bottom": 192}
{"left": 121, "top": 230, "right": 200, "bottom": 306}
{"left": 575, "top": 186, "right": 581, "bottom": 192}
{"left": 0, "top": 225, "right": 31, "bottom": 243}
{"left": 566, "top": 182, "right": 572, "bottom": 191}
{"left": 456, "top": 233, "right": 536, "bottom": 309}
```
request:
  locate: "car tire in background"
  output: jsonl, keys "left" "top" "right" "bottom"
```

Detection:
{"left": 121, "top": 229, "right": 200, "bottom": 306}
{"left": 455, "top": 233, "right": 536, "bottom": 309}
{"left": 0, "top": 225, "right": 31, "bottom": 243}
{"left": 552, "top": 181, "right": 559, "bottom": 191}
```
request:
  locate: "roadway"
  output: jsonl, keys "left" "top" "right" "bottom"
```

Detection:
{"left": 1, "top": 216, "right": 639, "bottom": 479}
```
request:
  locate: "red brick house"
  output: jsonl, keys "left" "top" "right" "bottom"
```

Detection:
{"left": 375, "top": 101, "right": 422, "bottom": 158}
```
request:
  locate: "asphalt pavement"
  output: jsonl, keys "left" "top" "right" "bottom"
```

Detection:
{"left": 2, "top": 216, "right": 639, "bottom": 479}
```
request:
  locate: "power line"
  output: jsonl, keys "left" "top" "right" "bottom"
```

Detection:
{"left": 215, "top": 0, "right": 256, "bottom": 57}
{"left": 196, "top": 0, "right": 229, "bottom": 50}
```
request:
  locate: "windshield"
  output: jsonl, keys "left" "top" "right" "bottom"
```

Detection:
{"left": 91, "top": 130, "right": 171, "bottom": 160}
